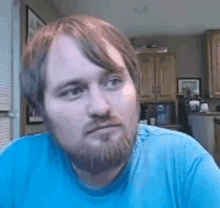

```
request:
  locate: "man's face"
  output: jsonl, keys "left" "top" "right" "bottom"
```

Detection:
{"left": 43, "top": 35, "right": 139, "bottom": 175}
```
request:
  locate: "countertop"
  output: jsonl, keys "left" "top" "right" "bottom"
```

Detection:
{"left": 188, "top": 112, "right": 220, "bottom": 116}
{"left": 156, "top": 123, "right": 183, "bottom": 131}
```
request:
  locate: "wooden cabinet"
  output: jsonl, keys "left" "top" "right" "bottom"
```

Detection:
{"left": 137, "top": 52, "right": 176, "bottom": 102}
{"left": 203, "top": 30, "right": 220, "bottom": 99}
{"left": 156, "top": 55, "right": 176, "bottom": 101}
{"left": 214, "top": 118, "right": 220, "bottom": 164}
{"left": 138, "top": 55, "right": 155, "bottom": 102}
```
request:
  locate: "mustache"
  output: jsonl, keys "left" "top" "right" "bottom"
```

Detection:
{"left": 84, "top": 117, "right": 122, "bottom": 135}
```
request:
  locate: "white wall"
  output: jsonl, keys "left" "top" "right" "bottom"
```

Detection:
{"left": 59, "top": 0, "right": 220, "bottom": 37}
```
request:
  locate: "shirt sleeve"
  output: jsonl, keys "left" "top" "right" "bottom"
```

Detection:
{"left": 0, "top": 146, "right": 15, "bottom": 207}
{"left": 185, "top": 153, "right": 220, "bottom": 208}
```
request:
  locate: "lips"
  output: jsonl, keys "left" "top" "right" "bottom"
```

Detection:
{"left": 86, "top": 124, "right": 121, "bottom": 135}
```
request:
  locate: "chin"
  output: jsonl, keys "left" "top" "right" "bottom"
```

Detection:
{"left": 67, "top": 127, "right": 138, "bottom": 175}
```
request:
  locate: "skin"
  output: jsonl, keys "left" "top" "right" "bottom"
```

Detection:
{"left": 42, "top": 34, "right": 140, "bottom": 189}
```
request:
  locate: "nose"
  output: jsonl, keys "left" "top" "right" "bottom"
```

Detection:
{"left": 87, "top": 87, "right": 111, "bottom": 119}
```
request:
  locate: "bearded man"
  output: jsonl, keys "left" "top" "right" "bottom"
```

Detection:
{"left": 1, "top": 13, "right": 220, "bottom": 208}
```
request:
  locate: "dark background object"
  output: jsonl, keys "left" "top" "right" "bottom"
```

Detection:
{"left": 26, "top": 105, "right": 44, "bottom": 125}
{"left": 139, "top": 103, "right": 175, "bottom": 126}
{"left": 216, "top": 105, "right": 220, "bottom": 112}
{"left": 177, "top": 95, "right": 193, "bottom": 136}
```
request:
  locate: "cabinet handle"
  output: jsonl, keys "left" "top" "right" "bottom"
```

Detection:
{"left": 157, "top": 84, "right": 161, "bottom": 94}
{"left": 152, "top": 85, "right": 155, "bottom": 94}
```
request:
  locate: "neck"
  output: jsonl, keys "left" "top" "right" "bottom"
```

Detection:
{"left": 72, "top": 162, "right": 126, "bottom": 189}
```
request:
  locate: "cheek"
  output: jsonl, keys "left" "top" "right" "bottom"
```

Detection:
{"left": 44, "top": 98, "right": 85, "bottom": 138}
{"left": 44, "top": 96, "right": 85, "bottom": 127}
{"left": 117, "top": 84, "right": 137, "bottom": 108}
{"left": 111, "top": 84, "right": 138, "bottom": 119}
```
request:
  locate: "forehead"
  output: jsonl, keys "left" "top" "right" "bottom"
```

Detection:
{"left": 47, "top": 35, "right": 86, "bottom": 72}
{"left": 45, "top": 35, "right": 126, "bottom": 89}
{"left": 48, "top": 34, "right": 124, "bottom": 66}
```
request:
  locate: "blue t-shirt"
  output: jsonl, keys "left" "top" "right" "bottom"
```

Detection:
{"left": 1, "top": 124, "right": 220, "bottom": 207}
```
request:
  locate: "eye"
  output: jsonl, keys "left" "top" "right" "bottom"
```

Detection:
{"left": 105, "top": 78, "right": 123, "bottom": 89}
{"left": 60, "top": 87, "right": 83, "bottom": 98}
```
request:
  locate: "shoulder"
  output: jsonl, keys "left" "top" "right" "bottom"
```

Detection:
{"left": 137, "top": 124, "right": 208, "bottom": 157}
{"left": 0, "top": 131, "right": 52, "bottom": 160}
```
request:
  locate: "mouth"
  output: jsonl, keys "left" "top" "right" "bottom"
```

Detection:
{"left": 87, "top": 125, "right": 121, "bottom": 135}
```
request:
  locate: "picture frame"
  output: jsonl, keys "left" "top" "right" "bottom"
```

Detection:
{"left": 26, "top": 105, "right": 44, "bottom": 125}
{"left": 177, "top": 78, "right": 201, "bottom": 97}
{"left": 25, "top": 5, "right": 45, "bottom": 124}
{"left": 26, "top": 5, "right": 46, "bottom": 43}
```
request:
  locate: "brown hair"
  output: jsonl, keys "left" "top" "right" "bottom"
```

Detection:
{"left": 20, "top": 13, "right": 141, "bottom": 116}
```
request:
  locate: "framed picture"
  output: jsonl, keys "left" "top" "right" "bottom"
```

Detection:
{"left": 26, "top": 105, "right": 44, "bottom": 125}
{"left": 26, "top": 5, "right": 46, "bottom": 43}
{"left": 25, "top": 6, "right": 45, "bottom": 124}
{"left": 177, "top": 78, "right": 201, "bottom": 97}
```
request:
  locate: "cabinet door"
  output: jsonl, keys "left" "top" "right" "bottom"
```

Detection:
{"left": 214, "top": 118, "right": 220, "bottom": 163}
{"left": 156, "top": 55, "right": 176, "bottom": 101}
{"left": 210, "top": 33, "right": 220, "bottom": 98}
{"left": 137, "top": 54, "right": 155, "bottom": 102}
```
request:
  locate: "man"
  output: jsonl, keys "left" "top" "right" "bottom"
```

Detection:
{"left": 1, "top": 13, "right": 220, "bottom": 207}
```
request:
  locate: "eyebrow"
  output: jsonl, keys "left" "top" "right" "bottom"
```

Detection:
{"left": 52, "top": 69, "right": 125, "bottom": 94}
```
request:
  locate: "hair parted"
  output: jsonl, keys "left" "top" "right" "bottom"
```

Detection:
{"left": 20, "top": 13, "right": 141, "bottom": 116}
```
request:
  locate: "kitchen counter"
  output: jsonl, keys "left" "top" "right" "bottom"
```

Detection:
{"left": 157, "top": 124, "right": 183, "bottom": 131}
{"left": 188, "top": 113, "right": 220, "bottom": 155}
{"left": 189, "top": 112, "right": 220, "bottom": 116}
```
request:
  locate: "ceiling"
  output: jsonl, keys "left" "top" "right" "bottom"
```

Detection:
{"left": 52, "top": 0, "right": 220, "bottom": 38}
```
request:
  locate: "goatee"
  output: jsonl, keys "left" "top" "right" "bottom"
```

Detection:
{"left": 68, "top": 130, "right": 135, "bottom": 175}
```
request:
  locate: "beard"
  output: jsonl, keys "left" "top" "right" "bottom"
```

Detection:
{"left": 42, "top": 104, "right": 140, "bottom": 176}
{"left": 47, "top": 124, "right": 138, "bottom": 176}
{"left": 67, "top": 127, "right": 138, "bottom": 175}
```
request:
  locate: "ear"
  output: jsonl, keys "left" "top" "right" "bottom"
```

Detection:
{"left": 138, "top": 104, "right": 140, "bottom": 117}
{"left": 136, "top": 95, "right": 141, "bottom": 116}
{"left": 38, "top": 102, "right": 46, "bottom": 120}
{"left": 136, "top": 93, "right": 141, "bottom": 104}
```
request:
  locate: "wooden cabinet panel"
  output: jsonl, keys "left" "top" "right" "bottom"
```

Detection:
{"left": 138, "top": 52, "right": 176, "bottom": 102}
{"left": 138, "top": 54, "right": 155, "bottom": 102}
{"left": 204, "top": 30, "right": 220, "bottom": 99}
{"left": 214, "top": 118, "right": 220, "bottom": 164}
{"left": 156, "top": 55, "right": 176, "bottom": 101}
{"left": 211, "top": 33, "right": 220, "bottom": 98}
